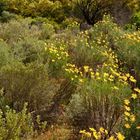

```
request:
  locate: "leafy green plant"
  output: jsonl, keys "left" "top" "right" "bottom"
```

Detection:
{"left": 67, "top": 76, "right": 131, "bottom": 131}
{"left": 0, "top": 89, "right": 34, "bottom": 139}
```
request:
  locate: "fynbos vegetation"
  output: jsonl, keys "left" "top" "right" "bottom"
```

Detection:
{"left": 0, "top": 0, "right": 140, "bottom": 139}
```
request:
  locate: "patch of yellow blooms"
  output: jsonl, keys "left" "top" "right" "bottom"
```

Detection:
{"left": 45, "top": 42, "right": 69, "bottom": 64}
{"left": 80, "top": 127, "right": 125, "bottom": 140}
{"left": 44, "top": 29, "right": 140, "bottom": 139}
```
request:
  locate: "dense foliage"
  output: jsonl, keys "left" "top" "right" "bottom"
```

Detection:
{"left": 0, "top": 0, "right": 140, "bottom": 140}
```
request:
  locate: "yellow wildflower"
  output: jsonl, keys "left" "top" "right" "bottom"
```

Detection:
{"left": 79, "top": 130, "right": 86, "bottom": 134}
{"left": 108, "top": 136, "right": 115, "bottom": 140}
{"left": 79, "top": 79, "right": 84, "bottom": 83}
{"left": 93, "top": 131, "right": 99, "bottom": 139}
{"left": 131, "top": 93, "right": 137, "bottom": 99}
{"left": 80, "top": 72, "right": 83, "bottom": 76}
{"left": 124, "top": 111, "right": 130, "bottom": 117}
{"left": 110, "top": 75, "right": 114, "bottom": 79}
{"left": 108, "top": 78, "right": 114, "bottom": 81}
{"left": 126, "top": 73, "right": 130, "bottom": 77}
{"left": 83, "top": 66, "right": 89, "bottom": 72}
{"left": 95, "top": 72, "right": 100, "bottom": 77}
{"left": 104, "top": 73, "right": 109, "bottom": 77}
{"left": 99, "top": 127, "right": 104, "bottom": 133}
{"left": 89, "top": 127, "right": 96, "bottom": 132}
{"left": 124, "top": 106, "right": 131, "bottom": 111}
{"left": 91, "top": 72, "right": 94, "bottom": 79}
{"left": 134, "top": 88, "right": 140, "bottom": 93}
{"left": 85, "top": 132, "right": 91, "bottom": 137}
{"left": 117, "top": 132, "right": 125, "bottom": 140}
{"left": 113, "top": 86, "right": 119, "bottom": 90}
{"left": 124, "top": 123, "right": 131, "bottom": 129}
{"left": 105, "top": 130, "right": 108, "bottom": 135}
{"left": 89, "top": 68, "right": 93, "bottom": 72}
{"left": 125, "top": 117, "right": 128, "bottom": 121}
{"left": 121, "top": 75, "right": 127, "bottom": 81}
{"left": 130, "top": 114, "right": 136, "bottom": 122}
{"left": 71, "top": 78, "right": 74, "bottom": 81}
{"left": 97, "top": 132, "right": 101, "bottom": 139}
{"left": 45, "top": 47, "right": 47, "bottom": 51}
{"left": 124, "top": 99, "right": 130, "bottom": 105}
{"left": 97, "top": 77, "right": 101, "bottom": 80}
{"left": 129, "top": 76, "right": 136, "bottom": 83}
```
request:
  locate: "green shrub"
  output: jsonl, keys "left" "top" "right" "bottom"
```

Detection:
{"left": 85, "top": 15, "right": 140, "bottom": 84}
{"left": 12, "top": 37, "right": 45, "bottom": 63}
{"left": 68, "top": 31, "right": 107, "bottom": 68}
{"left": 1, "top": 0, "right": 71, "bottom": 23}
{"left": 0, "top": 89, "right": 34, "bottom": 140}
{"left": 44, "top": 40, "right": 69, "bottom": 77}
{"left": 0, "top": 62, "right": 54, "bottom": 112}
{"left": 0, "top": 89, "right": 48, "bottom": 140}
{"left": 40, "top": 23, "right": 55, "bottom": 39}
{"left": 0, "top": 11, "right": 18, "bottom": 22}
{"left": 67, "top": 75, "right": 132, "bottom": 131}
{"left": 31, "top": 17, "right": 60, "bottom": 31}
{"left": 0, "top": 18, "right": 56, "bottom": 44}
{"left": 0, "top": 40, "right": 14, "bottom": 67}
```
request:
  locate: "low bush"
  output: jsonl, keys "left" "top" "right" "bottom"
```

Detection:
{"left": 0, "top": 89, "right": 34, "bottom": 139}
{"left": 0, "top": 62, "right": 54, "bottom": 112}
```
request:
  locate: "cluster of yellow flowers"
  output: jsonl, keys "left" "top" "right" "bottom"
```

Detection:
{"left": 123, "top": 86, "right": 140, "bottom": 129}
{"left": 75, "top": 36, "right": 140, "bottom": 139}
{"left": 64, "top": 63, "right": 83, "bottom": 82}
{"left": 64, "top": 47, "right": 132, "bottom": 91}
{"left": 43, "top": 21, "right": 140, "bottom": 138}
{"left": 80, "top": 127, "right": 125, "bottom": 140}
{"left": 102, "top": 49, "right": 137, "bottom": 85}
{"left": 67, "top": 20, "right": 79, "bottom": 29}
{"left": 123, "top": 32, "right": 140, "bottom": 43}
{"left": 45, "top": 43, "right": 69, "bottom": 63}
{"left": 64, "top": 63, "right": 117, "bottom": 84}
